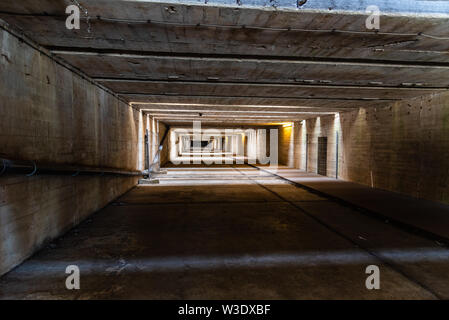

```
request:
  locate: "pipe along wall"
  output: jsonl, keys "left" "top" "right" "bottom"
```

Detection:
{"left": 0, "top": 26, "right": 143, "bottom": 276}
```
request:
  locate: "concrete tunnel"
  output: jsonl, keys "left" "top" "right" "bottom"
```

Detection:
{"left": 1, "top": 0, "right": 449, "bottom": 301}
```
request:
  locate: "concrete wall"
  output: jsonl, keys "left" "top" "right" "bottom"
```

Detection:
{"left": 159, "top": 122, "right": 170, "bottom": 166}
{"left": 294, "top": 91, "right": 449, "bottom": 204}
{"left": 278, "top": 124, "right": 296, "bottom": 167}
{"left": 0, "top": 26, "right": 141, "bottom": 276}
{"left": 297, "top": 116, "right": 340, "bottom": 179}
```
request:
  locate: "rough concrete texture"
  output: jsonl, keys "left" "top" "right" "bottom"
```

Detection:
{"left": 257, "top": 166, "right": 449, "bottom": 246}
{"left": 2, "top": 0, "right": 449, "bottom": 119}
{"left": 278, "top": 124, "right": 294, "bottom": 167}
{"left": 291, "top": 90, "right": 449, "bottom": 204}
{"left": 1, "top": 0, "right": 449, "bottom": 300}
{"left": 0, "top": 27, "right": 141, "bottom": 276}
{"left": 0, "top": 28, "right": 140, "bottom": 170}
{"left": 1, "top": 166, "right": 449, "bottom": 299}
{"left": 0, "top": 175, "right": 138, "bottom": 278}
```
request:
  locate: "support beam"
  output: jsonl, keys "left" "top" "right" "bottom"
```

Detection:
{"left": 95, "top": 78, "right": 449, "bottom": 91}
{"left": 119, "top": 93, "right": 397, "bottom": 101}
{"left": 49, "top": 48, "right": 449, "bottom": 69}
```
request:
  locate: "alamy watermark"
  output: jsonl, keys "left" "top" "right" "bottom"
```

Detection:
{"left": 365, "top": 265, "right": 380, "bottom": 290}
{"left": 169, "top": 121, "right": 279, "bottom": 168}
{"left": 65, "top": 1, "right": 91, "bottom": 33}
{"left": 366, "top": 5, "right": 381, "bottom": 31}
{"left": 65, "top": 265, "right": 80, "bottom": 290}
{"left": 65, "top": 5, "right": 80, "bottom": 30}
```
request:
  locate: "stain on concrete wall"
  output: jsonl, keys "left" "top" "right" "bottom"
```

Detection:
{"left": 0, "top": 28, "right": 141, "bottom": 276}
{"left": 294, "top": 91, "right": 449, "bottom": 204}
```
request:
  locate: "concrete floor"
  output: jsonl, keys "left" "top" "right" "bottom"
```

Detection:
{"left": 1, "top": 166, "right": 449, "bottom": 299}
{"left": 262, "top": 167, "right": 449, "bottom": 241}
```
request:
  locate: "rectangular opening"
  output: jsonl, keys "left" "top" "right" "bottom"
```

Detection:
{"left": 317, "top": 136, "right": 328, "bottom": 176}
{"left": 191, "top": 140, "right": 210, "bottom": 148}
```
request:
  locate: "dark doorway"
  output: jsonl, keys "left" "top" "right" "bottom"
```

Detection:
{"left": 191, "top": 140, "right": 210, "bottom": 148}
{"left": 317, "top": 137, "right": 328, "bottom": 176}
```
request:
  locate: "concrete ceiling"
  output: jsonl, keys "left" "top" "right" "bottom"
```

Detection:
{"left": 1, "top": 0, "right": 449, "bottom": 124}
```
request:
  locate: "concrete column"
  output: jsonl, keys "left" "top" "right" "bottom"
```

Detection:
{"left": 247, "top": 129, "right": 257, "bottom": 164}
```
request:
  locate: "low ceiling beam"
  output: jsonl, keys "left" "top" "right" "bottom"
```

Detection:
{"left": 119, "top": 93, "right": 397, "bottom": 102}
{"left": 135, "top": 103, "right": 350, "bottom": 112}
{"left": 49, "top": 48, "right": 449, "bottom": 69}
{"left": 143, "top": 110, "right": 343, "bottom": 115}
{"left": 95, "top": 78, "right": 449, "bottom": 91}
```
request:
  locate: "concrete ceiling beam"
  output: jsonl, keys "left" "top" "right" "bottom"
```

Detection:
{"left": 135, "top": 103, "right": 349, "bottom": 112}
{"left": 118, "top": 93, "right": 397, "bottom": 101}
{"left": 2, "top": 0, "right": 448, "bottom": 114}
{"left": 51, "top": 51, "right": 449, "bottom": 90}
{"left": 98, "top": 79, "right": 449, "bottom": 100}
{"left": 96, "top": 78, "right": 449, "bottom": 90}
{"left": 2, "top": 0, "right": 449, "bottom": 64}
{"left": 125, "top": 94, "right": 388, "bottom": 109}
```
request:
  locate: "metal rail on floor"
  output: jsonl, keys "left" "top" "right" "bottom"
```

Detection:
{"left": 233, "top": 164, "right": 443, "bottom": 300}
{"left": 246, "top": 164, "right": 449, "bottom": 247}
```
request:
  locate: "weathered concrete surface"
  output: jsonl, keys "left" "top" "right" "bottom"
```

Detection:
{"left": 0, "top": 175, "right": 138, "bottom": 278}
{"left": 293, "top": 90, "right": 449, "bottom": 205}
{"left": 2, "top": 1, "right": 449, "bottom": 63}
{"left": 0, "top": 26, "right": 141, "bottom": 276}
{"left": 54, "top": 52, "right": 449, "bottom": 90}
{"left": 1, "top": 166, "right": 449, "bottom": 299}
{"left": 1, "top": 0, "right": 449, "bottom": 298}
{"left": 1, "top": 1, "right": 449, "bottom": 124}
{"left": 257, "top": 166, "right": 449, "bottom": 244}
{"left": 279, "top": 124, "right": 294, "bottom": 166}
{"left": 0, "top": 27, "right": 140, "bottom": 169}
